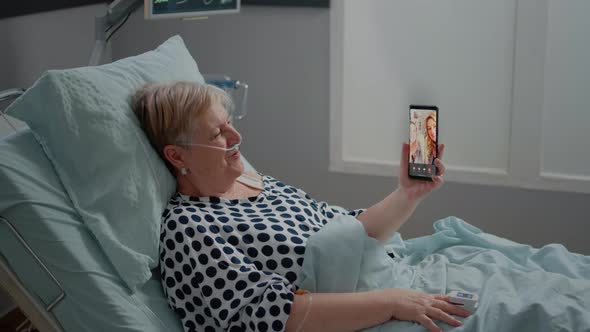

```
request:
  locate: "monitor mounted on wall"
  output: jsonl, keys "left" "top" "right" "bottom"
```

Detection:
{"left": 144, "top": 0, "right": 240, "bottom": 20}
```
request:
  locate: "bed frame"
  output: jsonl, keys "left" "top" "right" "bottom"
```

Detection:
{"left": 0, "top": 89, "right": 65, "bottom": 332}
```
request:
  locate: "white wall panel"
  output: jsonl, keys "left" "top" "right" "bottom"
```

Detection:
{"left": 331, "top": 0, "right": 590, "bottom": 193}
{"left": 541, "top": 0, "right": 590, "bottom": 179}
{"left": 340, "top": 0, "right": 516, "bottom": 172}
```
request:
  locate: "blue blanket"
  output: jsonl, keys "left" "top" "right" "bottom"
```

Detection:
{"left": 297, "top": 216, "right": 590, "bottom": 331}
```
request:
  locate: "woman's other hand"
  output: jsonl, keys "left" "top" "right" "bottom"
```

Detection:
{"left": 398, "top": 143, "right": 446, "bottom": 202}
{"left": 385, "top": 288, "right": 470, "bottom": 332}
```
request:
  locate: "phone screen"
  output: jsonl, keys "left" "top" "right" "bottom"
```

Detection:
{"left": 409, "top": 105, "right": 438, "bottom": 179}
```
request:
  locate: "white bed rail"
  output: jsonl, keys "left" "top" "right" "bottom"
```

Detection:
{"left": 0, "top": 217, "right": 65, "bottom": 332}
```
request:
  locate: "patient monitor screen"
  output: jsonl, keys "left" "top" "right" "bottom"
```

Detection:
{"left": 146, "top": 0, "right": 240, "bottom": 19}
{"left": 409, "top": 106, "right": 438, "bottom": 179}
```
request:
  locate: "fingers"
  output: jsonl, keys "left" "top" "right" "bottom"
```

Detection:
{"left": 416, "top": 314, "right": 443, "bottom": 332}
{"left": 400, "top": 142, "right": 409, "bottom": 174}
{"left": 427, "top": 307, "right": 462, "bottom": 328}
{"left": 434, "top": 159, "right": 446, "bottom": 176}
{"left": 433, "top": 299, "right": 471, "bottom": 318}
{"left": 432, "top": 175, "right": 444, "bottom": 185}
{"left": 438, "top": 143, "right": 446, "bottom": 159}
{"left": 433, "top": 295, "right": 450, "bottom": 302}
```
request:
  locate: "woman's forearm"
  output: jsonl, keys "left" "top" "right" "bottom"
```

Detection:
{"left": 357, "top": 188, "right": 419, "bottom": 241}
{"left": 284, "top": 290, "right": 392, "bottom": 332}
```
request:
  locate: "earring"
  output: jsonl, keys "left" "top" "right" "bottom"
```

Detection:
{"left": 181, "top": 167, "right": 188, "bottom": 176}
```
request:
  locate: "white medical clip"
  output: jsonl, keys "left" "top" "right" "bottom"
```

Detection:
{"left": 447, "top": 290, "right": 479, "bottom": 312}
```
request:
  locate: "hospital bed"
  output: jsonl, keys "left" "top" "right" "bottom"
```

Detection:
{"left": 0, "top": 36, "right": 253, "bottom": 332}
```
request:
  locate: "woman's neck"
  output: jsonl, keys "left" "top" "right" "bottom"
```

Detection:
{"left": 177, "top": 173, "right": 237, "bottom": 198}
{"left": 178, "top": 172, "right": 262, "bottom": 199}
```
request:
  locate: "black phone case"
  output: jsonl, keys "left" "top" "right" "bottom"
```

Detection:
{"left": 408, "top": 105, "right": 438, "bottom": 181}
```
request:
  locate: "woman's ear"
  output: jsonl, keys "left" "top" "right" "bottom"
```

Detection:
{"left": 163, "top": 145, "right": 185, "bottom": 172}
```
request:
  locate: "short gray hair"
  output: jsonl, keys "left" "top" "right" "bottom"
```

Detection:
{"left": 131, "top": 81, "right": 233, "bottom": 172}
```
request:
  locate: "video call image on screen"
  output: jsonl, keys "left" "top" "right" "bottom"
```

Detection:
{"left": 409, "top": 108, "right": 437, "bottom": 178}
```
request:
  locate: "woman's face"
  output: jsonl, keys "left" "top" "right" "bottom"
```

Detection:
{"left": 410, "top": 123, "right": 417, "bottom": 143}
{"left": 427, "top": 117, "right": 437, "bottom": 142}
{"left": 184, "top": 101, "right": 244, "bottom": 180}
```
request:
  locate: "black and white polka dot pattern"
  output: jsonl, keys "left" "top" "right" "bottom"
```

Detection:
{"left": 159, "top": 175, "right": 363, "bottom": 331}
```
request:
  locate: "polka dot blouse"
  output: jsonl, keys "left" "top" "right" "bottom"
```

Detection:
{"left": 159, "top": 174, "right": 364, "bottom": 332}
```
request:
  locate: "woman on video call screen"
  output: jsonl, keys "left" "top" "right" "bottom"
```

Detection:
{"left": 410, "top": 110, "right": 437, "bottom": 165}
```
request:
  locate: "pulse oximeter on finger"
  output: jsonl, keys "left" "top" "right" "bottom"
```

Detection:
{"left": 447, "top": 290, "right": 479, "bottom": 312}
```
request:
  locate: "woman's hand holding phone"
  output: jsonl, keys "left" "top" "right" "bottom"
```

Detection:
{"left": 356, "top": 143, "right": 447, "bottom": 240}
{"left": 398, "top": 142, "right": 446, "bottom": 202}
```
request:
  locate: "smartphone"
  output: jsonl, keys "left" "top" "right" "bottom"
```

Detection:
{"left": 408, "top": 105, "right": 438, "bottom": 180}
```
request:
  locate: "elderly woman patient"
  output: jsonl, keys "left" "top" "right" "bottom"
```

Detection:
{"left": 132, "top": 81, "right": 467, "bottom": 332}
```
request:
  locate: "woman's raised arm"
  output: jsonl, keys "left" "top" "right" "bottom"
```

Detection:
{"left": 358, "top": 143, "right": 446, "bottom": 241}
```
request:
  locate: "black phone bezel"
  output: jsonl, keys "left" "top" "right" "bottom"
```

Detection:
{"left": 408, "top": 104, "right": 439, "bottom": 181}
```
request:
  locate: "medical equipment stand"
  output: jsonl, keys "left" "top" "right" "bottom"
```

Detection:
{"left": 89, "top": 0, "right": 142, "bottom": 66}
